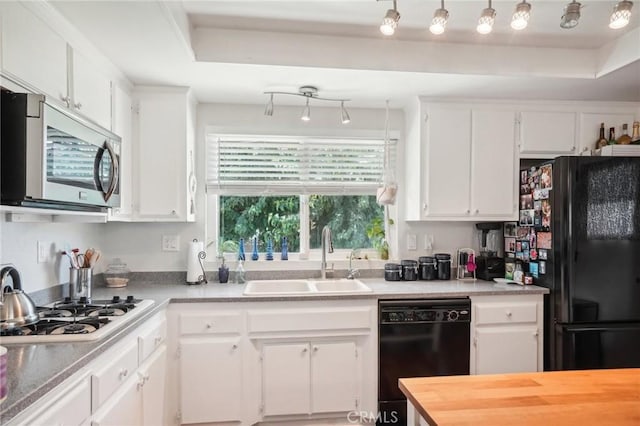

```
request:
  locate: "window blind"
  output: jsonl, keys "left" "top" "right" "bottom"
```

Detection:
{"left": 206, "top": 135, "right": 396, "bottom": 195}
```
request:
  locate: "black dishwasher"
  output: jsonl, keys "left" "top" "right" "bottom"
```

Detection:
{"left": 378, "top": 299, "right": 470, "bottom": 425}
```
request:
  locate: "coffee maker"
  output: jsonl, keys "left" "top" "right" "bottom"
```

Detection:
{"left": 475, "top": 222, "right": 505, "bottom": 281}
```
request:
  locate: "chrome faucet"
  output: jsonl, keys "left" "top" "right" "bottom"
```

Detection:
{"left": 320, "top": 226, "right": 334, "bottom": 279}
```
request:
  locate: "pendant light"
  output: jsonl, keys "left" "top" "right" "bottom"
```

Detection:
{"left": 560, "top": 0, "right": 582, "bottom": 29}
{"left": 377, "top": 100, "right": 397, "bottom": 207}
{"left": 301, "top": 98, "right": 311, "bottom": 122}
{"left": 264, "top": 93, "right": 274, "bottom": 116}
{"left": 340, "top": 101, "right": 351, "bottom": 124}
{"left": 609, "top": 0, "right": 633, "bottom": 29}
{"left": 380, "top": 0, "right": 400, "bottom": 36}
{"left": 429, "top": 0, "right": 449, "bottom": 35}
{"left": 511, "top": 0, "right": 532, "bottom": 30}
{"left": 477, "top": 0, "right": 497, "bottom": 34}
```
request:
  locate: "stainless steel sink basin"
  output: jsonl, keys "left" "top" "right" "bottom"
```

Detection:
{"left": 243, "top": 279, "right": 313, "bottom": 295}
{"left": 310, "top": 279, "right": 372, "bottom": 294}
{"left": 243, "top": 278, "right": 372, "bottom": 295}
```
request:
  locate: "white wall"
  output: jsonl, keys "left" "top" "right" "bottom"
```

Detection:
{"left": 0, "top": 101, "right": 479, "bottom": 289}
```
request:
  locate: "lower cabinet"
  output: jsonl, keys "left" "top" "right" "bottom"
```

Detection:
{"left": 310, "top": 341, "right": 358, "bottom": 413}
{"left": 29, "top": 375, "right": 92, "bottom": 426}
{"left": 91, "top": 370, "right": 143, "bottom": 426}
{"left": 470, "top": 294, "right": 543, "bottom": 375}
{"left": 179, "top": 338, "right": 242, "bottom": 424}
{"left": 140, "top": 346, "right": 168, "bottom": 426}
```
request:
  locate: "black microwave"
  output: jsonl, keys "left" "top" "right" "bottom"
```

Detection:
{"left": 1, "top": 88, "right": 121, "bottom": 212}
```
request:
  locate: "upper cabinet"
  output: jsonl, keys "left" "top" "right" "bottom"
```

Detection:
{"left": 0, "top": 2, "right": 112, "bottom": 129}
{"left": 108, "top": 84, "right": 134, "bottom": 221}
{"left": 518, "top": 111, "right": 577, "bottom": 157}
{"left": 406, "top": 102, "right": 518, "bottom": 221}
{"left": 130, "top": 87, "right": 196, "bottom": 222}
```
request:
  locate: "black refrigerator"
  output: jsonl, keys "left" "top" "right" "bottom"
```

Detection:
{"left": 513, "top": 156, "right": 640, "bottom": 371}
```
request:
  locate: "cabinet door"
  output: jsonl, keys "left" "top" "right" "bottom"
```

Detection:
{"left": 108, "top": 85, "right": 133, "bottom": 220}
{"left": 425, "top": 106, "right": 472, "bottom": 217}
{"left": 262, "top": 343, "right": 310, "bottom": 416}
{"left": 471, "top": 110, "right": 518, "bottom": 218}
{"left": 71, "top": 50, "right": 112, "bottom": 130}
{"left": 32, "top": 376, "right": 91, "bottom": 426}
{"left": 134, "top": 91, "right": 188, "bottom": 220}
{"left": 519, "top": 111, "right": 577, "bottom": 155}
{"left": 180, "top": 338, "right": 242, "bottom": 424}
{"left": 578, "top": 112, "right": 637, "bottom": 153}
{"left": 0, "top": 2, "right": 68, "bottom": 102}
{"left": 474, "top": 326, "right": 539, "bottom": 374}
{"left": 311, "top": 341, "right": 357, "bottom": 414}
{"left": 91, "top": 373, "right": 143, "bottom": 426}
{"left": 140, "top": 345, "right": 167, "bottom": 426}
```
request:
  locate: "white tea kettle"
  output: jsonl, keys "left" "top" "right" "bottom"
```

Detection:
{"left": 0, "top": 266, "right": 39, "bottom": 330}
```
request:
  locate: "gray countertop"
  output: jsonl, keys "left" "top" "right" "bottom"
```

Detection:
{"left": 0, "top": 277, "right": 547, "bottom": 424}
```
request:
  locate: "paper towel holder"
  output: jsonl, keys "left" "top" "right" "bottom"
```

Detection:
{"left": 187, "top": 239, "right": 208, "bottom": 285}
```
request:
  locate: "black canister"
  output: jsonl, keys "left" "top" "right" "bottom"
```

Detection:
{"left": 418, "top": 256, "right": 437, "bottom": 280}
{"left": 384, "top": 263, "right": 402, "bottom": 281}
{"left": 434, "top": 253, "right": 452, "bottom": 280}
{"left": 401, "top": 260, "right": 418, "bottom": 281}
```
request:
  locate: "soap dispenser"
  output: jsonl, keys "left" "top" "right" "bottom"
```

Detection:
{"left": 235, "top": 260, "right": 246, "bottom": 284}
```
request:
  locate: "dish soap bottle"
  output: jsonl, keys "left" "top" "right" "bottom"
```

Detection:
{"left": 235, "top": 260, "right": 246, "bottom": 284}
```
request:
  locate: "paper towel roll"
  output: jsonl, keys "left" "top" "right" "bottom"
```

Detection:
{"left": 186, "top": 239, "right": 205, "bottom": 284}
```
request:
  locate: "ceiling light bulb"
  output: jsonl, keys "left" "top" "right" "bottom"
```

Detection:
{"left": 477, "top": 3, "right": 496, "bottom": 35}
{"left": 430, "top": 6, "right": 449, "bottom": 35}
{"left": 380, "top": 1, "right": 400, "bottom": 36}
{"left": 609, "top": 0, "right": 633, "bottom": 29}
{"left": 301, "top": 98, "right": 311, "bottom": 122}
{"left": 264, "top": 93, "right": 274, "bottom": 116}
{"left": 511, "top": 1, "right": 532, "bottom": 30}
{"left": 560, "top": 1, "right": 581, "bottom": 29}
{"left": 341, "top": 101, "right": 351, "bottom": 124}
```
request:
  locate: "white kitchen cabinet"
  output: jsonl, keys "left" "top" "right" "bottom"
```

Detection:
{"left": 70, "top": 49, "right": 112, "bottom": 130}
{"left": 91, "top": 370, "right": 143, "bottom": 426}
{"left": 409, "top": 103, "right": 518, "bottom": 220}
{"left": 518, "top": 111, "right": 577, "bottom": 157}
{"left": 132, "top": 87, "right": 196, "bottom": 222}
{"left": 0, "top": 2, "right": 68, "bottom": 103}
{"left": 179, "top": 338, "right": 243, "bottom": 423}
{"left": 470, "top": 294, "right": 543, "bottom": 375}
{"left": 310, "top": 341, "right": 358, "bottom": 414}
{"left": 108, "top": 84, "right": 134, "bottom": 220}
{"left": 139, "top": 345, "right": 167, "bottom": 426}
{"left": 262, "top": 343, "right": 311, "bottom": 416}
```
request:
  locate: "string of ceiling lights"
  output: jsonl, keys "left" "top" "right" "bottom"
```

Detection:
{"left": 380, "top": 0, "right": 634, "bottom": 35}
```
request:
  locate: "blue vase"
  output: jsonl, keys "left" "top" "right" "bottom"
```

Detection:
{"left": 238, "top": 238, "right": 246, "bottom": 261}
{"left": 266, "top": 238, "right": 274, "bottom": 261}
{"left": 281, "top": 237, "right": 288, "bottom": 261}
{"left": 251, "top": 237, "right": 259, "bottom": 261}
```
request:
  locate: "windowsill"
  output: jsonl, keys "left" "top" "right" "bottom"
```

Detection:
{"left": 205, "top": 257, "right": 390, "bottom": 272}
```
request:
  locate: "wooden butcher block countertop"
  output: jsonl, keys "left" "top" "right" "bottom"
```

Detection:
{"left": 399, "top": 368, "right": 640, "bottom": 426}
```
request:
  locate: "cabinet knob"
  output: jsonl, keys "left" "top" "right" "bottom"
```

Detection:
{"left": 313, "top": 346, "right": 319, "bottom": 352}
{"left": 422, "top": 203, "right": 428, "bottom": 211}
{"left": 506, "top": 311, "right": 512, "bottom": 317}
{"left": 60, "top": 95, "right": 71, "bottom": 107}
{"left": 206, "top": 323, "right": 213, "bottom": 329}
{"left": 154, "top": 336, "right": 162, "bottom": 345}
{"left": 302, "top": 347, "right": 308, "bottom": 353}
{"left": 119, "top": 368, "right": 128, "bottom": 379}
{"left": 73, "top": 102, "right": 82, "bottom": 110}
{"left": 232, "top": 344, "right": 238, "bottom": 350}
{"left": 466, "top": 210, "right": 470, "bottom": 214}
{"left": 171, "top": 210, "right": 177, "bottom": 215}
{"left": 475, "top": 209, "right": 479, "bottom": 214}
{"left": 533, "top": 330, "right": 539, "bottom": 337}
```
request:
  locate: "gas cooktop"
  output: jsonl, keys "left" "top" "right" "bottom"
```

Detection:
{"left": 0, "top": 296, "right": 155, "bottom": 343}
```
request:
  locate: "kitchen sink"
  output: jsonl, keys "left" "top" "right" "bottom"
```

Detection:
{"left": 243, "top": 278, "right": 371, "bottom": 296}
{"left": 310, "top": 279, "right": 372, "bottom": 294}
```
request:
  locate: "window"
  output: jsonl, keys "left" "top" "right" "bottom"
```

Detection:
{"left": 207, "top": 134, "right": 395, "bottom": 257}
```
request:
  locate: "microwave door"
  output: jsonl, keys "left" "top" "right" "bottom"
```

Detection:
{"left": 94, "top": 141, "right": 119, "bottom": 202}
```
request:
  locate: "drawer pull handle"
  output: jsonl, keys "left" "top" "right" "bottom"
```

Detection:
{"left": 119, "top": 368, "right": 129, "bottom": 379}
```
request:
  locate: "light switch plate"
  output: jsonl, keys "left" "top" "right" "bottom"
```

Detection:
{"left": 424, "top": 234, "right": 434, "bottom": 250}
{"left": 407, "top": 234, "right": 417, "bottom": 250}
{"left": 162, "top": 235, "right": 180, "bottom": 251}
{"left": 37, "top": 241, "right": 49, "bottom": 263}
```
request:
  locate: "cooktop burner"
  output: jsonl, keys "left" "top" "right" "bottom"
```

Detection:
{"left": 1, "top": 297, "right": 155, "bottom": 343}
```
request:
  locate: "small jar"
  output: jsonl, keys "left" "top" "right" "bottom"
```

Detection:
{"left": 434, "top": 253, "right": 452, "bottom": 280}
{"left": 104, "top": 258, "right": 130, "bottom": 288}
{"left": 384, "top": 263, "right": 402, "bottom": 281}
{"left": 401, "top": 260, "right": 418, "bottom": 281}
{"left": 418, "top": 256, "right": 437, "bottom": 280}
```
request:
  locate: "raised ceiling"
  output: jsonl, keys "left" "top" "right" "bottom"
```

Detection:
{"left": 51, "top": 0, "right": 640, "bottom": 107}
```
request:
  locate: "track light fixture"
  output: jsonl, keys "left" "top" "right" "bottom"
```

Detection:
{"left": 429, "top": 0, "right": 449, "bottom": 35}
{"left": 380, "top": 0, "right": 400, "bottom": 36}
{"left": 477, "top": 0, "right": 497, "bottom": 34}
{"left": 511, "top": 0, "right": 532, "bottom": 30}
{"left": 263, "top": 86, "right": 351, "bottom": 125}
{"left": 609, "top": 0, "right": 633, "bottom": 29}
{"left": 560, "top": 0, "right": 582, "bottom": 29}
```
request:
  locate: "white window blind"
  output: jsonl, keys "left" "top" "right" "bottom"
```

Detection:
{"left": 206, "top": 135, "right": 396, "bottom": 195}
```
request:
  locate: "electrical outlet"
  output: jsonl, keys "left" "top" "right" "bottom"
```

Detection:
{"left": 407, "top": 234, "right": 417, "bottom": 250}
{"left": 37, "top": 241, "right": 49, "bottom": 263}
{"left": 162, "top": 235, "right": 180, "bottom": 252}
{"left": 424, "top": 234, "right": 434, "bottom": 250}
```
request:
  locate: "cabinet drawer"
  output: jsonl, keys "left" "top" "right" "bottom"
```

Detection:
{"left": 32, "top": 376, "right": 91, "bottom": 426}
{"left": 179, "top": 311, "right": 243, "bottom": 335}
{"left": 138, "top": 313, "right": 167, "bottom": 363}
{"left": 474, "top": 302, "right": 537, "bottom": 325}
{"left": 248, "top": 307, "right": 372, "bottom": 333}
{"left": 91, "top": 339, "right": 139, "bottom": 412}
